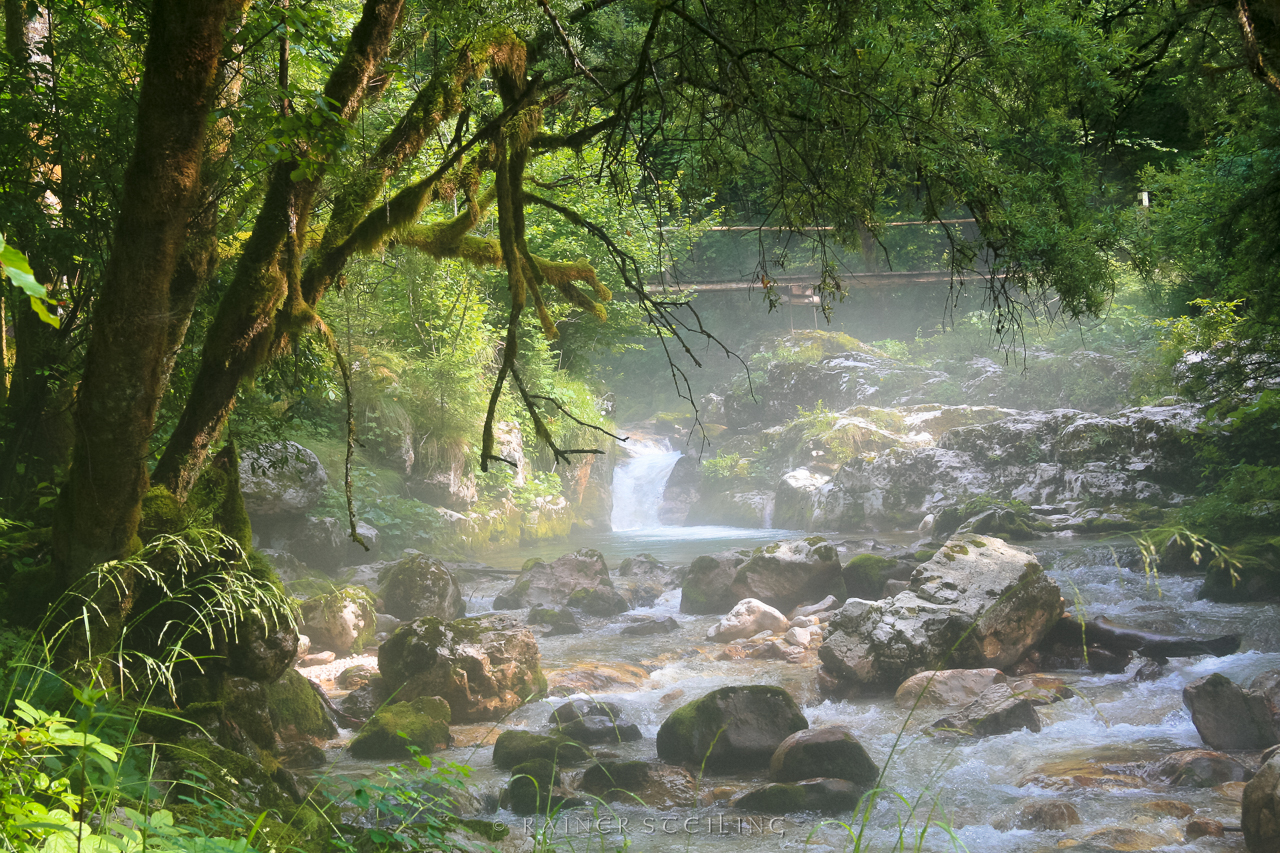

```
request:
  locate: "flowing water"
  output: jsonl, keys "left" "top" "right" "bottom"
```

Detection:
{"left": 325, "top": 451, "right": 1276, "bottom": 852}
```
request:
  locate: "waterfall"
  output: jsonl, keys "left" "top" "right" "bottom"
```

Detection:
{"left": 610, "top": 439, "right": 683, "bottom": 531}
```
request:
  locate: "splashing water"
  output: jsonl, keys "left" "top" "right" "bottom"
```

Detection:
{"left": 610, "top": 439, "right": 683, "bottom": 531}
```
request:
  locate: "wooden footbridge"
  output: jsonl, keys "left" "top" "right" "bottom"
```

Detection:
{"left": 646, "top": 221, "right": 978, "bottom": 304}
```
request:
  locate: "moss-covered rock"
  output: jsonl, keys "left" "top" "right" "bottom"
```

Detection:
{"left": 348, "top": 696, "right": 451, "bottom": 759}
{"left": 655, "top": 685, "right": 808, "bottom": 772}
{"left": 299, "top": 586, "right": 377, "bottom": 655}
{"left": 842, "top": 554, "right": 902, "bottom": 600}
{"left": 266, "top": 669, "right": 337, "bottom": 743}
{"left": 1200, "top": 536, "right": 1280, "bottom": 602}
{"left": 378, "top": 614, "right": 545, "bottom": 722}
{"left": 376, "top": 553, "right": 465, "bottom": 621}
{"left": 680, "top": 550, "right": 750, "bottom": 615}
{"left": 491, "top": 730, "right": 590, "bottom": 769}
{"left": 566, "top": 586, "right": 629, "bottom": 616}
{"left": 579, "top": 760, "right": 698, "bottom": 808}
{"left": 729, "top": 537, "right": 845, "bottom": 614}
{"left": 507, "top": 758, "right": 561, "bottom": 815}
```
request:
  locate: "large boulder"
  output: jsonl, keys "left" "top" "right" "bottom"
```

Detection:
{"left": 377, "top": 614, "right": 545, "bottom": 723}
{"left": 894, "top": 669, "right": 1008, "bottom": 709}
{"left": 730, "top": 779, "right": 863, "bottom": 814}
{"left": 580, "top": 761, "right": 697, "bottom": 809}
{"left": 1183, "top": 672, "right": 1280, "bottom": 750}
{"left": 707, "top": 599, "right": 790, "bottom": 643}
{"left": 228, "top": 618, "right": 299, "bottom": 683}
{"left": 656, "top": 685, "right": 808, "bottom": 772}
{"left": 769, "top": 726, "right": 879, "bottom": 786}
{"left": 1244, "top": 753, "right": 1280, "bottom": 853}
{"left": 729, "top": 537, "right": 846, "bottom": 614}
{"left": 929, "top": 683, "right": 1041, "bottom": 737}
{"left": 818, "top": 536, "right": 1062, "bottom": 696}
{"left": 491, "top": 730, "right": 590, "bottom": 769}
{"left": 299, "top": 587, "right": 377, "bottom": 656}
{"left": 239, "top": 442, "right": 327, "bottom": 518}
{"left": 492, "top": 549, "right": 625, "bottom": 613}
{"left": 377, "top": 553, "right": 466, "bottom": 622}
{"left": 265, "top": 669, "right": 337, "bottom": 744}
{"left": 680, "top": 549, "right": 751, "bottom": 615}
{"left": 348, "top": 696, "right": 451, "bottom": 760}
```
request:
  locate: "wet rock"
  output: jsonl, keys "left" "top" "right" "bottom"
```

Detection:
{"left": 1186, "top": 817, "right": 1225, "bottom": 840}
{"left": 791, "top": 595, "right": 840, "bottom": 620}
{"left": 298, "top": 651, "right": 335, "bottom": 667}
{"left": 554, "top": 715, "right": 642, "bottom": 744}
{"left": 566, "top": 586, "right": 631, "bottom": 616}
{"left": 1148, "top": 749, "right": 1252, "bottom": 787}
{"left": 930, "top": 683, "right": 1041, "bottom": 737}
{"left": 492, "top": 548, "right": 623, "bottom": 612}
{"left": 708, "top": 599, "right": 790, "bottom": 643}
{"left": 549, "top": 699, "right": 624, "bottom": 726}
{"left": 299, "top": 587, "right": 377, "bottom": 656}
{"left": 579, "top": 761, "right": 697, "bottom": 809}
{"left": 507, "top": 758, "right": 576, "bottom": 816}
{"left": 819, "top": 536, "right": 1062, "bottom": 695}
{"left": 894, "top": 668, "right": 1007, "bottom": 709}
{"left": 376, "top": 553, "right": 465, "bottom": 622}
{"left": 239, "top": 441, "right": 327, "bottom": 518}
{"left": 339, "top": 675, "right": 390, "bottom": 720}
{"left": 348, "top": 696, "right": 450, "bottom": 760}
{"left": 228, "top": 619, "right": 299, "bottom": 683}
{"left": 1245, "top": 755, "right": 1280, "bottom": 852}
{"left": 1020, "top": 757, "right": 1149, "bottom": 792}
{"left": 992, "top": 799, "right": 1081, "bottom": 831}
{"left": 265, "top": 669, "right": 338, "bottom": 744}
{"left": 378, "top": 614, "right": 545, "bottom": 723}
{"left": 491, "top": 730, "right": 590, "bottom": 769}
{"left": 620, "top": 617, "right": 680, "bottom": 636}
{"left": 656, "top": 685, "right": 809, "bottom": 772}
{"left": 842, "top": 553, "right": 912, "bottom": 600}
{"left": 730, "top": 778, "right": 862, "bottom": 814}
{"left": 681, "top": 550, "right": 752, "bottom": 615}
{"left": 1083, "top": 826, "right": 1172, "bottom": 851}
{"left": 769, "top": 726, "right": 879, "bottom": 786}
{"left": 1184, "top": 672, "right": 1279, "bottom": 750}
{"left": 526, "top": 605, "right": 580, "bottom": 636}
{"left": 336, "top": 664, "right": 376, "bottom": 690}
{"left": 545, "top": 662, "right": 648, "bottom": 696}
{"left": 729, "top": 537, "right": 846, "bottom": 614}
{"left": 1139, "top": 800, "right": 1194, "bottom": 818}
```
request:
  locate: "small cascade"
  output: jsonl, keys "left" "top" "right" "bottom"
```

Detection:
{"left": 610, "top": 439, "right": 682, "bottom": 531}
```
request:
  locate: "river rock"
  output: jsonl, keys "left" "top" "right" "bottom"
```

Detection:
{"left": 348, "top": 696, "right": 450, "bottom": 759}
{"left": 549, "top": 699, "right": 624, "bottom": 726}
{"left": 783, "top": 626, "right": 814, "bottom": 647}
{"left": 681, "top": 549, "right": 751, "bottom": 614}
{"left": 730, "top": 778, "right": 862, "bottom": 814}
{"left": 992, "top": 799, "right": 1081, "bottom": 831}
{"left": 377, "top": 614, "right": 545, "bottom": 723}
{"left": 842, "top": 553, "right": 913, "bottom": 600}
{"left": 507, "top": 758, "right": 581, "bottom": 816}
{"left": 1244, "top": 754, "right": 1280, "bottom": 853}
{"left": 1147, "top": 749, "right": 1252, "bottom": 787}
{"left": 491, "top": 730, "right": 590, "bottom": 769}
{"left": 791, "top": 595, "right": 840, "bottom": 620}
{"left": 707, "top": 599, "right": 790, "bottom": 643}
{"left": 620, "top": 616, "right": 680, "bottom": 636}
{"left": 544, "top": 662, "right": 648, "bottom": 695}
{"left": 339, "top": 675, "right": 390, "bottom": 720}
{"left": 265, "top": 669, "right": 337, "bottom": 744}
{"left": 493, "top": 549, "right": 626, "bottom": 612}
{"left": 299, "top": 587, "right": 377, "bottom": 656}
{"left": 376, "top": 553, "right": 465, "bottom": 622}
{"left": 527, "top": 605, "right": 580, "bottom": 635}
{"left": 239, "top": 441, "right": 327, "bottom": 517}
{"left": 894, "top": 668, "right": 1008, "bottom": 709}
{"left": 818, "top": 536, "right": 1061, "bottom": 696}
{"left": 1184, "top": 672, "right": 1279, "bottom": 750}
{"left": 656, "top": 685, "right": 808, "bottom": 772}
{"left": 769, "top": 726, "right": 879, "bottom": 786}
{"left": 729, "top": 537, "right": 846, "bottom": 614}
{"left": 566, "top": 586, "right": 631, "bottom": 616}
{"left": 930, "top": 683, "right": 1041, "bottom": 737}
{"left": 1186, "top": 817, "right": 1225, "bottom": 840}
{"left": 554, "top": 715, "right": 642, "bottom": 744}
{"left": 228, "top": 618, "right": 299, "bottom": 683}
{"left": 580, "top": 761, "right": 697, "bottom": 808}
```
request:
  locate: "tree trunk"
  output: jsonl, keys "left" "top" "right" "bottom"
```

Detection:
{"left": 153, "top": 0, "right": 405, "bottom": 498}
{"left": 52, "top": 0, "right": 240, "bottom": 651}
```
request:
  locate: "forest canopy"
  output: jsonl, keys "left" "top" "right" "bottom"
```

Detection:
{"left": 1, "top": 0, "right": 1279, "bottom": 666}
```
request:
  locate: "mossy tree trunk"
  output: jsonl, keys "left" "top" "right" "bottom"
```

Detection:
{"left": 152, "top": 0, "right": 406, "bottom": 500}
{"left": 52, "top": 0, "right": 244, "bottom": 656}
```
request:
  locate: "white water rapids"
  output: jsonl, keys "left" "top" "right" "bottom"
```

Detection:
{"left": 322, "top": 454, "right": 1275, "bottom": 852}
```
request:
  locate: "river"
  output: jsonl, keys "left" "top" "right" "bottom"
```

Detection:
{"left": 324, "top": 441, "right": 1276, "bottom": 852}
